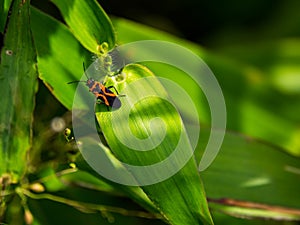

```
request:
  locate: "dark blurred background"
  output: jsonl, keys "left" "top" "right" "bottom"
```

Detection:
{"left": 99, "top": 0, "right": 300, "bottom": 47}
{"left": 29, "top": 0, "right": 300, "bottom": 48}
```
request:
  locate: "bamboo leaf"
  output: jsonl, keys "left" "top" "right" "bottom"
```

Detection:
{"left": 51, "top": 0, "right": 115, "bottom": 54}
{"left": 0, "top": 0, "right": 13, "bottom": 33}
{"left": 30, "top": 7, "right": 90, "bottom": 110}
{"left": 95, "top": 64, "right": 213, "bottom": 225}
{"left": 30, "top": 7, "right": 159, "bottom": 216}
{"left": 0, "top": 0, "right": 38, "bottom": 176}
{"left": 112, "top": 17, "right": 300, "bottom": 156}
{"left": 199, "top": 130, "right": 300, "bottom": 220}
{"left": 111, "top": 17, "right": 300, "bottom": 221}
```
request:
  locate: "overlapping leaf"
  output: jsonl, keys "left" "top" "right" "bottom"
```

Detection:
{"left": 51, "top": 0, "right": 115, "bottom": 54}
{"left": 0, "top": 0, "right": 37, "bottom": 176}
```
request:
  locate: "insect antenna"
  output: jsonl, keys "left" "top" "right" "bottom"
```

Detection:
{"left": 67, "top": 62, "right": 90, "bottom": 84}
{"left": 67, "top": 80, "right": 86, "bottom": 84}
{"left": 82, "top": 62, "right": 90, "bottom": 80}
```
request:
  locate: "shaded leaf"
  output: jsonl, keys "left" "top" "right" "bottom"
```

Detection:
{"left": 0, "top": 0, "right": 13, "bottom": 33}
{"left": 198, "top": 130, "right": 300, "bottom": 220}
{"left": 0, "top": 0, "right": 38, "bottom": 175}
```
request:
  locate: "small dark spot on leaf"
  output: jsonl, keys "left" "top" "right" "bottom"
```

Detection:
{"left": 5, "top": 50, "right": 13, "bottom": 56}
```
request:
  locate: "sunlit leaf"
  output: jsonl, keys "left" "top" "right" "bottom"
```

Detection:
{"left": 30, "top": 7, "right": 90, "bottom": 110}
{"left": 51, "top": 0, "right": 115, "bottom": 54}
{"left": 96, "top": 64, "right": 213, "bottom": 225}
{"left": 113, "top": 17, "right": 300, "bottom": 156}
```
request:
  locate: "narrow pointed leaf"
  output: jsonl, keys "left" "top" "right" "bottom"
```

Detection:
{"left": 30, "top": 7, "right": 90, "bottom": 110}
{"left": 30, "top": 7, "right": 160, "bottom": 216}
{"left": 200, "top": 130, "right": 300, "bottom": 219}
{"left": 0, "top": 0, "right": 13, "bottom": 33}
{"left": 112, "top": 18, "right": 300, "bottom": 221}
{"left": 51, "top": 0, "right": 115, "bottom": 54}
{"left": 112, "top": 17, "right": 300, "bottom": 156}
{"left": 0, "top": 0, "right": 38, "bottom": 175}
{"left": 96, "top": 64, "right": 213, "bottom": 225}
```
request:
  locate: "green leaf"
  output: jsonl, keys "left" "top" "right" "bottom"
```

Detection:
{"left": 198, "top": 130, "right": 300, "bottom": 220}
{"left": 206, "top": 40, "right": 300, "bottom": 156}
{"left": 51, "top": 0, "right": 115, "bottom": 54}
{"left": 112, "top": 17, "right": 300, "bottom": 156}
{"left": 30, "top": 7, "right": 159, "bottom": 217}
{"left": 211, "top": 211, "right": 289, "bottom": 225}
{"left": 0, "top": 0, "right": 13, "bottom": 33}
{"left": 30, "top": 7, "right": 90, "bottom": 110}
{"left": 96, "top": 64, "right": 213, "bottom": 225}
{"left": 0, "top": 0, "right": 38, "bottom": 175}
{"left": 111, "top": 18, "right": 300, "bottom": 221}
{"left": 73, "top": 159, "right": 158, "bottom": 208}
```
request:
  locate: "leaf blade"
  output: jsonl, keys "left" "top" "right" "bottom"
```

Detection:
{"left": 0, "top": 0, "right": 38, "bottom": 175}
{"left": 0, "top": 0, "right": 13, "bottom": 33}
{"left": 30, "top": 7, "right": 90, "bottom": 110}
{"left": 199, "top": 130, "right": 300, "bottom": 220}
{"left": 51, "top": 0, "right": 115, "bottom": 54}
{"left": 96, "top": 64, "right": 213, "bottom": 225}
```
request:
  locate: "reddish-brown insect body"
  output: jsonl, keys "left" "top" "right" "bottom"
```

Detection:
{"left": 85, "top": 78, "right": 121, "bottom": 109}
{"left": 68, "top": 63, "right": 122, "bottom": 110}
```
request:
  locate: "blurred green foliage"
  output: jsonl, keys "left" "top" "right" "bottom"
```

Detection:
{"left": 1, "top": 0, "right": 300, "bottom": 225}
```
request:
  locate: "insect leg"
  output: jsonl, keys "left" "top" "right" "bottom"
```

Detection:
{"left": 107, "top": 85, "right": 120, "bottom": 94}
{"left": 106, "top": 86, "right": 125, "bottom": 97}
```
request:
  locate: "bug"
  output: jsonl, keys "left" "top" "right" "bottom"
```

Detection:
{"left": 68, "top": 63, "right": 123, "bottom": 110}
